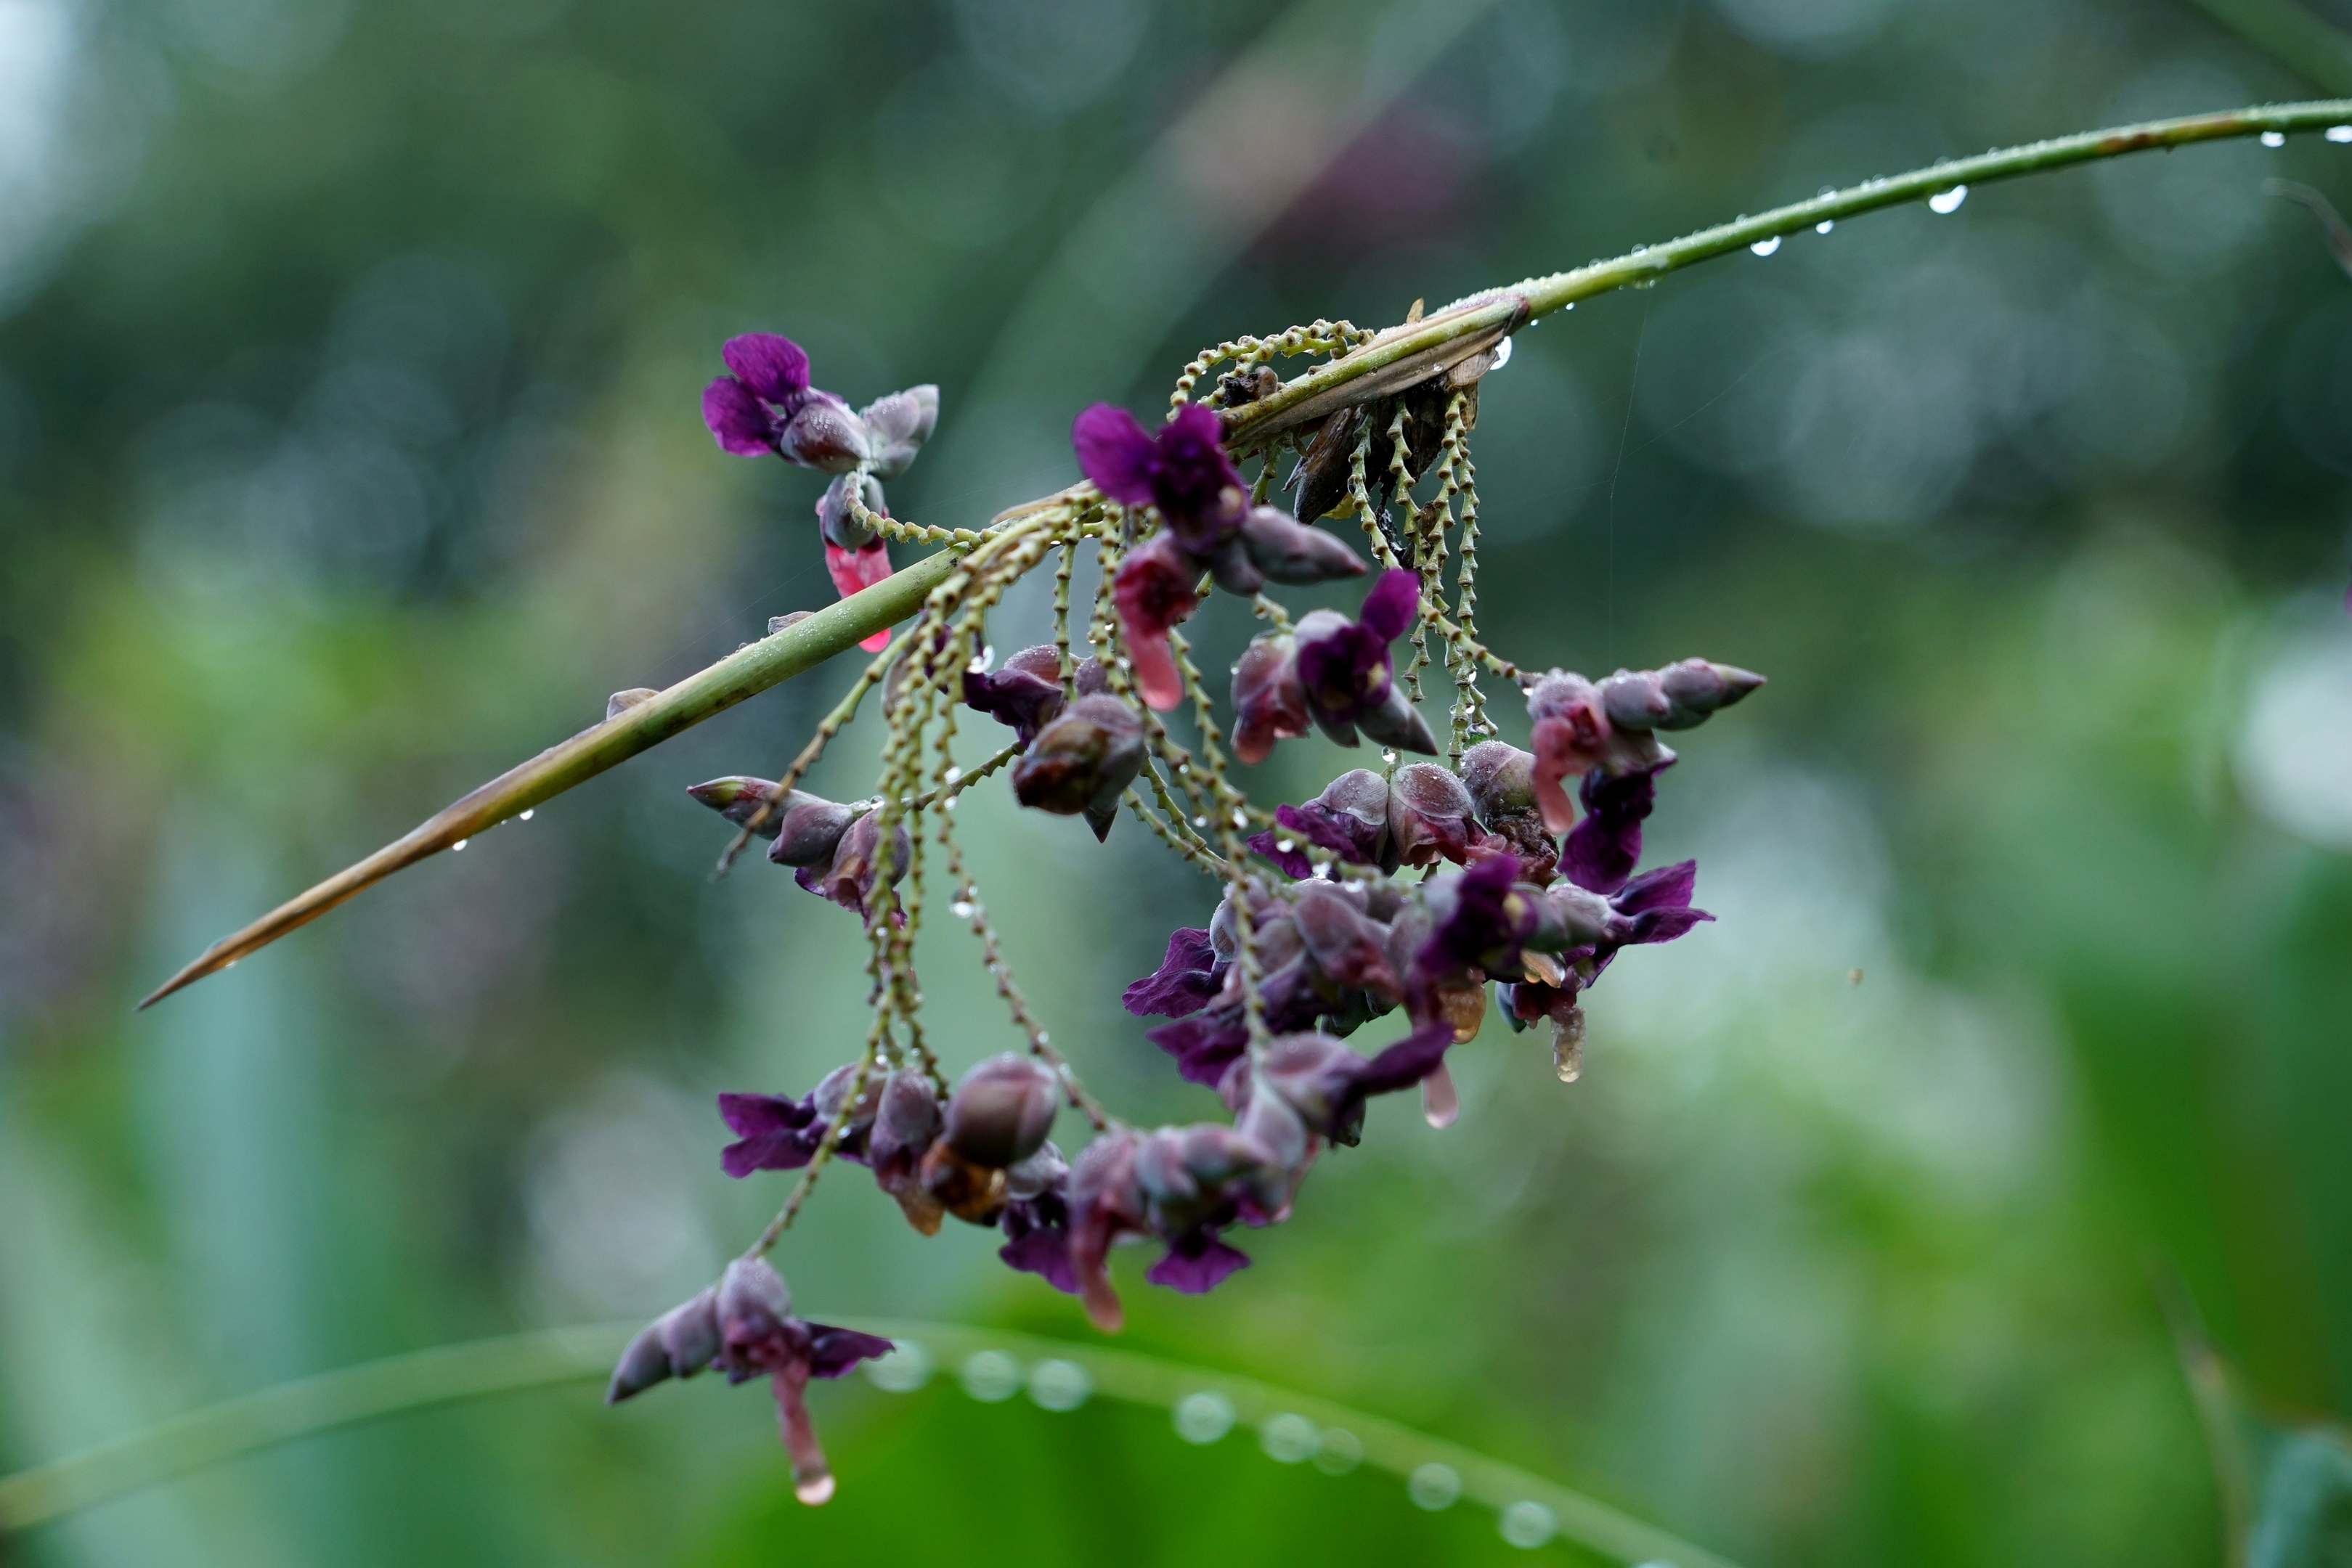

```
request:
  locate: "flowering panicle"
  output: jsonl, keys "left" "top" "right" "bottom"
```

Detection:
{"left": 620, "top": 311, "right": 1764, "bottom": 1501}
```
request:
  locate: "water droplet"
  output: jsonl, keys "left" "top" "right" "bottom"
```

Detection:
{"left": 1422, "top": 1063, "right": 1459, "bottom": 1127}
{"left": 1847, "top": 966, "right": 1865, "bottom": 987}
{"left": 942, "top": 793, "right": 959, "bottom": 812}
{"left": 951, "top": 900, "right": 974, "bottom": 919}
{"left": 1815, "top": 219, "right": 1834, "bottom": 234}
{"left": 1314, "top": 1427, "right": 1364, "bottom": 1474}
{"left": 1928, "top": 184, "right": 1968, "bottom": 214}
{"left": 1230, "top": 809, "right": 1249, "bottom": 829}
{"left": 1274, "top": 838, "right": 1295, "bottom": 854}
{"left": 794, "top": 1474, "right": 836, "bottom": 1506}
{"left": 1563, "top": 301, "right": 1574, "bottom": 311}
{"left": 943, "top": 765, "right": 963, "bottom": 784}
{"left": 1749, "top": 235, "right": 1781, "bottom": 257}
{"left": 1261, "top": 1413, "right": 1319, "bottom": 1463}
{"left": 1192, "top": 815, "right": 1208, "bottom": 828}
{"left": 1489, "top": 335, "right": 1513, "bottom": 370}
{"left": 519, "top": 809, "right": 534, "bottom": 821}
{"left": 1173, "top": 1390, "right": 1235, "bottom": 1443}
{"left": 1028, "top": 1359, "right": 1091, "bottom": 1411}
{"left": 452, "top": 839, "right": 468, "bottom": 852}
{"left": 866, "top": 1343, "right": 932, "bottom": 1392}
{"left": 1408, "top": 1462, "right": 1462, "bottom": 1510}
{"left": 2329, "top": 125, "right": 2352, "bottom": 142}
{"left": 959, "top": 1349, "right": 1022, "bottom": 1402}
{"left": 1499, "top": 1500, "right": 1557, "bottom": 1548}
{"left": 1380, "top": 749, "right": 1398, "bottom": 764}
{"left": 2262, "top": 130, "right": 2287, "bottom": 147}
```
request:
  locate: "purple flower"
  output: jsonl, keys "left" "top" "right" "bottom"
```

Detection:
{"left": 1072, "top": 402, "right": 1248, "bottom": 550}
{"left": 1242, "top": 1023, "right": 1459, "bottom": 1148}
{"left": 701, "top": 334, "right": 869, "bottom": 472}
{"left": 1247, "top": 768, "right": 1393, "bottom": 878}
{"left": 1123, "top": 927, "right": 1222, "bottom": 1018}
{"left": 607, "top": 1259, "right": 892, "bottom": 1506}
{"left": 963, "top": 645, "right": 1068, "bottom": 749}
{"left": 1145, "top": 1233, "right": 1252, "bottom": 1293}
{"left": 1146, "top": 1009, "right": 1253, "bottom": 1087}
{"left": 1011, "top": 693, "right": 1146, "bottom": 842}
{"left": 1560, "top": 759, "right": 1668, "bottom": 894}
{"left": 1293, "top": 571, "right": 1436, "bottom": 753}
{"left": 866, "top": 1071, "right": 946, "bottom": 1234}
{"left": 717, "top": 1062, "right": 877, "bottom": 1177}
{"left": 1387, "top": 761, "right": 1505, "bottom": 870}
{"left": 1526, "top": 661, "right": 1762, "bottom": 834}
{"left": 1535, "top": 859, "right": 1714, "bottom": 976}
{"left": 1111, "top": 532, "right": 1200, "bottom": 713}
{"left": 1418, "top": 854, "right": 1542, "bottom": 979}
{"left": 798, "top": 809, "right": 911, "bottom": 918}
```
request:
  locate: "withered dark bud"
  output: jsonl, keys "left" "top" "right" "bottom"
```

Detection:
{"left": 608, "top": 687, "right": 659, "bottom": 720}
{"left": 917, "top": 1140, "right": 1009, "bottom": 1224}
{"left": 1400, "top": 377, "right": 1451, "bottom": 481}
{"left": 1216, "top": 362, "right": 1282, "bottom": 407}
{"left": 944, "top": 1053, "right": 1061, "bottom": 1167}
{"left": 1239, "top": 505, "right": 1370, "bottom": 584}
{"left": 1012, "top": 693, "right": 1145, "bottom": 841}
{"left": 817, "top": 472, "right": 887, "bottom": 551}
{"left": 1288, "top": 404, "right": 1364, "bottom": 523}
{"left": 776, "top": 398, "right": 870, "bottom": 473}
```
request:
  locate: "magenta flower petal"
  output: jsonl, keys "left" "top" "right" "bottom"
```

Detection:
{"left": 1146, "top": 1235, "right": 1251, "bottom": 1294}
{"left": 1357, "top": 569, "right": 1421, "bottom": 642}
{"left": 1123, "top": 928, "right": 1221, "bottom": 1017}
{"left": 704, "top": 376, "right": 778, "bottom": 456}
{"left": 1072, "top": 403, "right": 1160, "bottom": 505}
{"left": 722, "top": 333, "right": 811, "bottom": 404}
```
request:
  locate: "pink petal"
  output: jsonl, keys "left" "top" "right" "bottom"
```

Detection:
{"left": 825, "top": 542, "right": 896, "bottom": 651}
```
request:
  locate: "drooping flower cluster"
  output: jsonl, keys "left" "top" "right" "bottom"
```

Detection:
{"left": 703, "top": 331, "right": 938, "bottom": 649}
{"left": 627, "top": 310, "right": 1765, "bottom": 1503}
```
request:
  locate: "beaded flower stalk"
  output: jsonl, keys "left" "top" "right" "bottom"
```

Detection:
{"left": 598, "top": 311, "right": 1761, "bottom": 1502}
{"left": 135, "top": 99, "right": 2352, "bottom": 1511}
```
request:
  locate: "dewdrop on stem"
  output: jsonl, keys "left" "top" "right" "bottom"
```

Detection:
{"left": 1928, "top": 184, "right": 1968, "bottom": 214}
{"left": 1749, "top": 235, "right": 1781, "bottom": 256}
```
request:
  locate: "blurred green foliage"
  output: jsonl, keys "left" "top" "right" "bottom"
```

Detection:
{"left": 4, "top": 0, "right": 2352, "bottom": 1564}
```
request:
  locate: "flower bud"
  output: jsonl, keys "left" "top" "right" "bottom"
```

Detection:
{"left": 1203, "top": 534, "right": 1265, "bottom": 597}
{"left": 809, "top": 1061, "right": 882, "bottom": 1136}
{"left": 803, "top": 809, "right": 911, "bottom": 915}
{"left": 816, "top": 473, "right": 886, "bottom": 552}
{"left": 770, "top": 796, "right": 858, "bottom": 869}
{"left": 1232, "top": 634, "right": 1309, "bottom": 764}
{"left": 777, "top": 396, "right": 870, "bottom": 473}
{"left": 1356, "top": 680, "right": 1439, "bottom": 756}
{"left": 964, "top": 644, "right": 1067, "bottom": 748}
{"left": 607, "top": 687, "right": 659, "bottom": 720}
{"left": 688, "top": 775, "right": 792, "bottom": 837}
{"left": 1290, "top": 883, "right": 1401, "bottom": 998}
{"left": 1388, "top": 762, "right": 1481, "bottom": 867}
{"left": 1012, "top": 693, "right": 1145, "bottom": 841}
{"left": 1598, "top": 668, "right": 1674, "bottom": 731}
{"left": 607, "top": 1287, "right": 722, "bottom": 1403}
{"left": 1460, "top": 740, "right": 1557, "bottom": 883}
{"left": 1004, "top": 1139, "right": 1067, "bottom": 1200}
{"left": 717, "top": 1257, "right": 793, "bottom": 1350}
{"left": 944, "top": 1053, "right": 1061, "bottom": 1167}
{"left": 1655, "top": 658, "right": 1765, "bottom": 729}
{"left": 1238, "top": 505, "right": 1370, "bottom": 584}
{"left": 860, "top": 384, "right": 938, "bottom": 480}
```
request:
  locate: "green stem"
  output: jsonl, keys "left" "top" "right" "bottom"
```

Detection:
{"left": 0, "top": 1321, "right": 1743, "bottom": 1568}
{"left": 142, "top": 97, "right": 2352, "bottom": 1007}
{"left": 137, "top": 550, "right": 961, "bottom": 1007}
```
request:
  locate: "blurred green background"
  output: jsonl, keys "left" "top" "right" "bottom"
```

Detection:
{"left": 4, "top": 0, "right": 2352, "bottom": 1562}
